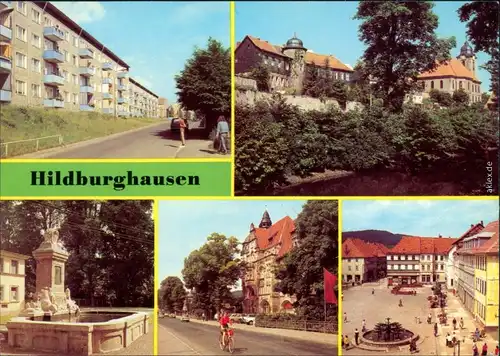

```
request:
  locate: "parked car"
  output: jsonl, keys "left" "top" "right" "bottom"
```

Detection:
{"left": 180, "top": 315, "right": 190, "bottom": 322}
{"left": 170, "top": 117, "right": 189, "bottom": 133}
{"left": 241, "top": 314, "right": 256, "bottom": 325}
{"left": 230, "top": 313, "right": 243, "bottom": 323}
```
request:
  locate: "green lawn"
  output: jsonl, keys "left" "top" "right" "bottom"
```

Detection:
{"left": 0, "top": 105, "right": 159, "bottom": 157}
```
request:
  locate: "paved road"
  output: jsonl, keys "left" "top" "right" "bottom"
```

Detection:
{"left": 22, "top": 121, "right": 227, "bottom": 159}
{"left": 158, "top": 318, "right": 336, "bottom": 355}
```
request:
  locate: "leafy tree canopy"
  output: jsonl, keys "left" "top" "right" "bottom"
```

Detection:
{"left": 275, "top": 200, "right": 338, "bottom": 320}
{"left": 354, "top": 1, "right": 456, "bottom": 111}
{"left": 182, "top": 233, "right": 242, "bottom": 316}
{"left": 159, "top": 276, "right": 186, "bottom": 314}
{"left": 250, "top": 65, "right": 271, "bottom": 92}
{"left": 175, "top": 37, "right": 230, "bottom": 131}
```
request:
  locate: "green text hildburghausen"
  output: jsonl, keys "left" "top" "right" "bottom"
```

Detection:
{"left": 31, "top": 171, "right": 200, "bottom": 191}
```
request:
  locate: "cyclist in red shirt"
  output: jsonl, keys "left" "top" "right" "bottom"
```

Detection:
{"left": 219, "top": 311, "right": 232, "bottom": 346}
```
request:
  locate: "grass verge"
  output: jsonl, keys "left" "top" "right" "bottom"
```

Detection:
{"left": 0, "top": 105, "right": 159, "bottom": 157}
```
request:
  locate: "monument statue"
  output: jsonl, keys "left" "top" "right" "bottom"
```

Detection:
{"left": 65, "top": 287, "right": 80, "bottom": 313}
{"left": 40, "top": 288, "right": 58, "bottom": 314}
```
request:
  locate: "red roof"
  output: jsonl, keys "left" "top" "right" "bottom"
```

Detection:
{"left": 342, "top": 238, "right": 388, "bottom": 258}
{"left": 458, "top": 221, "right": 499, "bottom": 255}
{"left": 453, "top": 222, "right": 485, "bottom": 245}
{"left": 390, "top": 236, "right": 458, "bottom": 255}
{"left": 253, "top": 216, "right": 296, "bottom": 258}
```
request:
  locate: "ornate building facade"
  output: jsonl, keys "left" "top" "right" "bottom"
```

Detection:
{"left": 240, "top": 210, "right": 297, "bottom": 314}
{"left": 235, "top": 34, "right": 354, "bottom": 94}
{"left": 417, "top": 42, "right": 482, "bottom": 104}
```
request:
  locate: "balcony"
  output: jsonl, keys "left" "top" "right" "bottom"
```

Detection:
{"left": 80, "top": 104, "right": 94, "bottom": 111}
{"left": 102, "top": 92, "right": 113, "bottom": 100}
{"left": 117, "top": 97, "right": 128, "bottom": 104}
{"left": 102, "top": 77, "right": 112, "bottom": 84}
{"left": 79, "top": 67, "right": 95, "bottom": 77}
{"left": 0, "top": 55, "right": 11, "bottom": 73}
{"left": 80, "top": 85, "right": 94, "bottom": 93}
{"left": 43, "top": 49, "right": 64, "bottom": 63}
{"left": 117, "top": 71, "right": 128, "bottom": 79}
{"left": 117, "top": 84, "right": 127, "bottom": 91}
{"left": 43, "top": 73, "right": 64, "bottom": 86}
{"left": 0, "top": 24, "right": 12, "bottom": 42}
{"left": 0, "top": 89, "right": 11, "bottom": 102}
{"left": 78, "top": 48, "right": 93, "bottom": 59}
{"left": 43, "top": 98, "right": 64, "bottom": 108}
{"left": 43, "top": 27, "right": 64, "bottom": 42}
{"left": 103, "top": 108, "right": 114, "bottom": 115}
{"left": 102, "top": 62, "right": 113, "bottom": 71}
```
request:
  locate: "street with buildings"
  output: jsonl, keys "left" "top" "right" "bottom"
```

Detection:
{"left": 341, "top": 201, "right": 499, "bottom": 356}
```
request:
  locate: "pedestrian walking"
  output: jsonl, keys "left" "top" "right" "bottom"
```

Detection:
{"left": 372, "top": 288, "right": 375, "bottom": 295}
{"left": 344, "top": 335, "right": 351, "bottom": 350}
{"left": 399, "top": 299, "right": 403, "bottom": 307}
{"left": 354, "top": 328, "right": 360, "bottom": 345}
{"left": 179, "top": 117, "right": 187, "bottom": 146}
{"left": 216, "top": 115, "right": 229, "bottom": 154}
{"left": 344, "top": 312, "right": 348, "bottom": 323}
{"left": 427, "top": 312, "right": 432, "bottom": 324}
{"left": 434, "top": 322, "right": 438, "bottom": 337}
{"left": 452, "top": 317, "right": 457, "bottom": 330}
{"left": 362, "top": 319, "right": 366, "bottom": 332}
{"left": 473, "top": 342, "right": 479, "bottom": 356}
{"left": 494, "top": 344, "right": 499, "bottom": 356}
{"left": 341, "top": 335, "right": 345, "bottom": 349}
{"left": 341, "top": 293, "right": 344, "bottom": 301}
{"left": 459, "top": 317, "right": 464, "bottom": 329}
{"left": 482, "top": 343, "right": 488, "bottom": 356}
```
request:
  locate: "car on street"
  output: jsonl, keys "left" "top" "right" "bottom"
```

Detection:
{"left": 180, "top": 315, "right": 190, "bottom": 322}
{"left": 230, "top": 313, "right": 243, "bottom": 323}
{"left": 241, "top": 314, "right": 256, "bottom": 325}
{"left": 170, "top": 117, "right": 189, "bottom": 134}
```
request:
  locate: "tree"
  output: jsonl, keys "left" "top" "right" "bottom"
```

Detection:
{"left": 0, "top": 200, "right": 154, "bottom": 307}
{"left": 175, "top": 37, "right": 230, "bottom": 133}
{"left": 429, "top": 89, "right": 453, "bottom": 107}
{"left": 250, "top": 65, "right": 270, "bottom": 92}
{"left": 354, "top": 1, "right": 456, "bottom": 111}
{"left": 275, "top": 201, "right": 338, "bottom": 321}
{"left": 458, "top": 1, "right": 499, "bottom": 107}
{"left": 182, "top": 233, "right": 242, "bottom": 318}
{"left": 159, "top": 276, "right": 187, "bottom": 314}
{"left": 453, "top": 89, "right": 470, "bottom": 106}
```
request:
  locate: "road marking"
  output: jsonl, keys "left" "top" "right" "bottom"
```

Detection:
{"left": 158, "top": 324, "right": 201, "bottom": 355}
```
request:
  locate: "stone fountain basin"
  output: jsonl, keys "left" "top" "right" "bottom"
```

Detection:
{"left": 361, "top": 329, "right": 419, "bottom": 348}
{"left": 7, "top": 311, "right": 150, "bottom": 355}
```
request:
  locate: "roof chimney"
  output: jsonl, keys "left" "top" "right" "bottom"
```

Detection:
{"left": 439, "top": 234, "right": 442, "bottom": 238}
{"left": 480, "top": 220, "right": 484, "bottom": 226}
{"left": 471, "top": 224, "right": 474, "bottom": 228}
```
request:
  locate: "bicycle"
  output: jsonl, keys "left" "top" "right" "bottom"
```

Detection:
{"left": 219, "top": 328, "right": 234, "bottom": 354}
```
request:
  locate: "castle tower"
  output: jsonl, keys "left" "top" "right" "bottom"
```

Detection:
{"left": 259, "top": 210, "right": 272, "bottom": 229}
{"left": 282, "top": 33, "right": 307, "bottom": 94}
{"left": 32, "top": 228, "right": 70, "bottom": 306}
{"left": 457, "top": 41, "right": 476, "bottom": 77}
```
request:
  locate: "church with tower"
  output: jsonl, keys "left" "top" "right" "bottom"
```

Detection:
{"left": 235, "top": 34, "right": 354, "bottom": 93}
{"left": 240, "top": 210, "right": 298, "bottom": 314}
{"left": 416, "top": 41, "right": 482, "bottom": 104}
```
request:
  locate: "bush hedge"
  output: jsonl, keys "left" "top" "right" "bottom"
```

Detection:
{"left": 235, "top": 98, "right": 498, "bottom": 195}
{"left": 255, "top": 313, "right": 338, "bottom": 334}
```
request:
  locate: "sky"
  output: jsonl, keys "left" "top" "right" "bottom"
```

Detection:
{"left": 236, "top": 1, "right": 492, "bottom": 92}
{"left": 54, "top": 2, "right": 230, "bottom": 103}
{"left": 342, "top": 200, "right": 499, "bottom": 237}
{"left": 158, "top": 200, "right": 307, "bottom": 283}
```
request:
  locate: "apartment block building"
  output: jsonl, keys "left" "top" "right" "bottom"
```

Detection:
{"left": 158, "top": 97, "right": 167, "bottom": 119}
{"left": 455, "top": 221, "right": 499, "bottom": 331}
{"left": 0, "top": 1, "right": 159, "bottom": 117}
{"left": 129, "top": 77, "right": 159, "bottom": 118}
{"left": 387, "top": 236, "right": 457, "bottom": 285}
{"left": 342, "top": 238, "right": 388, "bottom": 284}
{"left": 0, "top": 250, "right": 30, "bottom": 317}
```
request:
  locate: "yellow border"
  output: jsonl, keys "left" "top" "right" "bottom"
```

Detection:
{"left": 2, "top": 158, "right": 229, "bottom": 163}
{"left": 338, "top": 199, "right": 343, "bottom": 354}
{"left": 230, "top": 1, "right": 236, "bottom": 197}
{"left": 153, "top": 199, "right": 159, "bottom": 356}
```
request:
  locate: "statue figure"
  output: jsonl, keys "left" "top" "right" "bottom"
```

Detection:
{"left": 44, "top": 228, "right": 59, "bottom": 244}
{"left": 40, "top": 288, "right": 58, "bottom": 314}
{"left": 65, "top": 287, "right": 80, "bottom": 314}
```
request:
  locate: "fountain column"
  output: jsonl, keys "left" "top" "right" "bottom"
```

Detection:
{"left": 32, "top": 228, "right": 70, "bottom": 309}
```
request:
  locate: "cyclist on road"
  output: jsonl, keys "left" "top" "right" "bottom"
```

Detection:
{"left": 219, "top": 311, "right": 232, "bottom": 346}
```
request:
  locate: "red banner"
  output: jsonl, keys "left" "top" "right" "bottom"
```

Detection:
{"left": 323, "top": 268, "right": 338, "bottom": 305}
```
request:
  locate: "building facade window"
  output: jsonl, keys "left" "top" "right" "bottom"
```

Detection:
{"left": 32, "top": 34, "right": 41, "bottom": 48}
{"left": 15, "top": 80, "right": 26, "bottom": 95}
{"left": 10, "top": 260, "right": 18, "bottom": 274}
{"left": 440, "top": 80, "right": 443, "bottom": 89}
{"left": 10, "top": 286, "right": 19, "bottom": 301}
{"left": 16, "top": 25, "right": 27, "bottom": 42}
{"left": 31, "top": 58, "right": 41, "bottom": 72}
{"left": 32, "top": 8, "right": 41, "bottom": 23}
{"left": 17, "top": 1, "right": 27, "bottom": 15}
{"left": 31, "top": 84, "right": 41, "bottom": 98}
